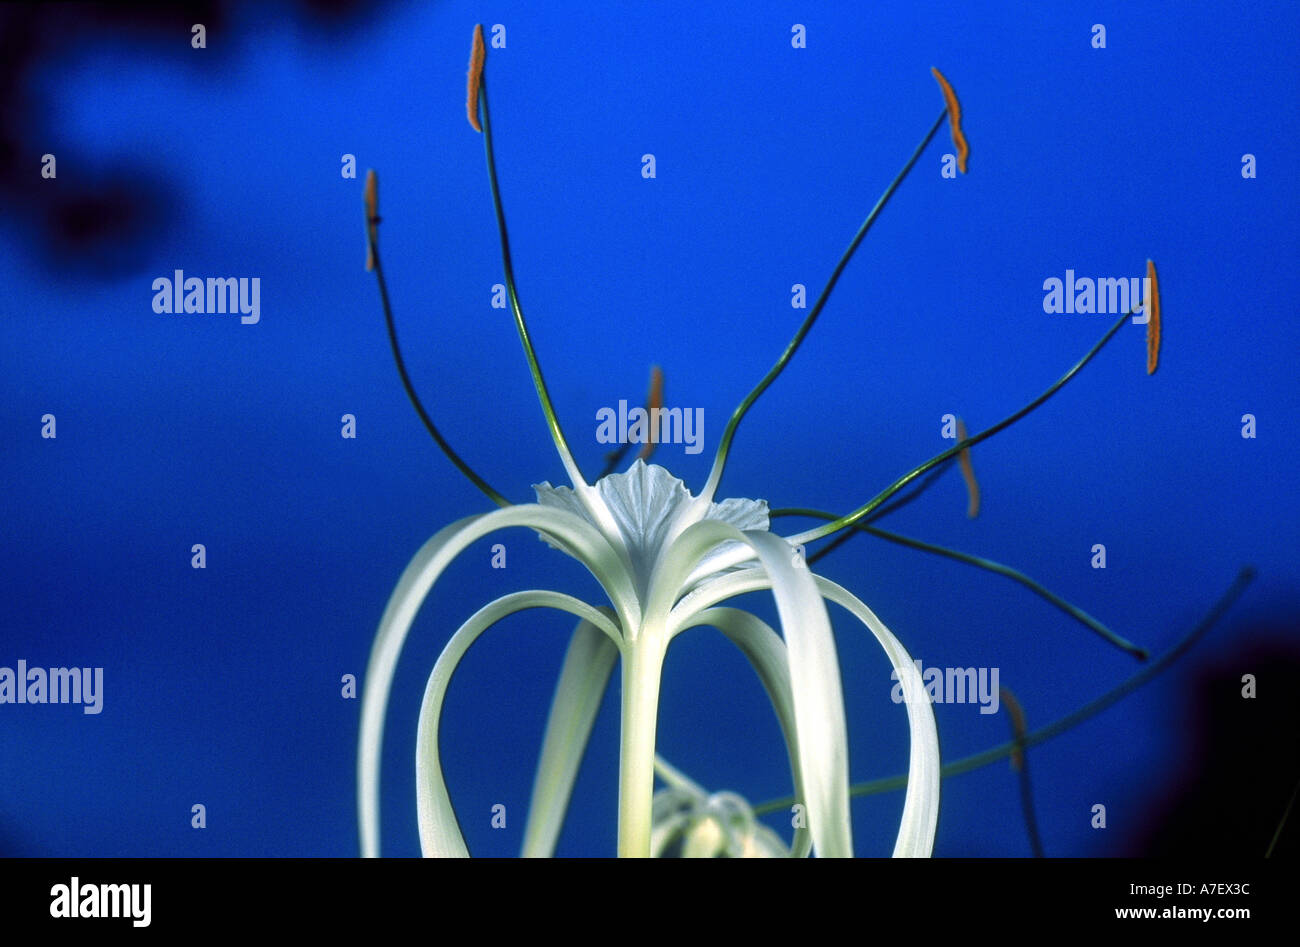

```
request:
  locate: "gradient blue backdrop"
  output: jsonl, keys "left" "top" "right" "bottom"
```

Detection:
{"left": 2, "top": 0, "right": 1297, "bottom": 857}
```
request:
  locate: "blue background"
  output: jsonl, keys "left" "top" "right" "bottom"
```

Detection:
{"left": 1, "top": 0, "right": 1296, "bottom": 857}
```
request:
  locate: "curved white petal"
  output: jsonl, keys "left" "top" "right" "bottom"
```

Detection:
{"left": 741, "top": 531, "right": 853, "bottom": 858}
{"left": 680, "top": 537, "right": 760, "bottom": 594}
{"left": 358, "top": 505, "right": 633, "bottom": 858}
{"left": 668, "top": 566, "right": 769, "bottom": 623}
{"left": 672, "top": 565, "right": 941, "bottom": 856}
{"left": 813, "top": 577, "right": 941, "bottom": 858}
{"left": 415, "top": 591, "right": 619, "bottom": 856}
{"left": 521, "top": 611, "right": 622, "bottom": 857}
{"left": 647, "top": 520, "right": 852, "bottom": 857}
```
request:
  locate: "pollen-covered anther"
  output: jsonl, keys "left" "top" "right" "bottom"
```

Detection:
{"left": 956, "top": 417, "right": 981, "bottom": 519}
{"left": 364, "top": 169, "right": 379, "bottom": 271}
{"left": 636, "top": 365, "right": 665, "bottom": 462}
{"left": 931, "top": 67, "right": 969, "bottom": 173}
{"left": 1145, "top": 259, "right": 1161, "bottom": 375}
{"left": 467, "top": 24, "right": 486, "bottom": 133}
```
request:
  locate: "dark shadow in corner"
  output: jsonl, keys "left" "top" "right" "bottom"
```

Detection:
{"left": 1127, "top": 629, "right": 1300, "bottom": 857}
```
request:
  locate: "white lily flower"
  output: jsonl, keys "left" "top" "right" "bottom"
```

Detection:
{"left": 653, "top": 786, "right": 790, "bottom": 858}
{"left": 352, "top": 23, "right": 951, "bottom": 860}
{"left": 350, "top": 25, "right": 1191, "bottom": 861}
{"left": 355, "top": 25, "right": 1184, "bottom": 861}
{"left": 357, "top": 450, "right": 940, "bottom": 858}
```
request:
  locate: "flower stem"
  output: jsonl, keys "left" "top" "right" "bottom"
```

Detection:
{"left": 695, "top": 108, "right": 948, "bottom": 510}
{"left": 478, "top": 75, "right": 589, "bottom": 490}
{"left": 786, "top": 302, "right": 1140, "bottom": 548}
{"left": 617, "top": 630, "right": 667, "bottom": 857}
{"left": 365, "top": 210, "right": 510, "bottom": 507}
{"left": 772, "top": 507, "right": 1148, "bottom": 659}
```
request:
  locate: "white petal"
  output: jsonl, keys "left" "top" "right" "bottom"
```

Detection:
{"left": 741, "top": 530, "right": 853, "bottom": 857}
{"left": 706, "top": 495, "right": 770, "bottom": 532}
{"left": 358, "top": 504, "right": 632, "bottom": 857}
{"left": 669, "top": 566, "right": 941, "bottom": 857}
{"left": 647, "top": 520, "right": 851, "bottom": 856}
{"left": 415, "top": 591, "right": 620, "bottom": 856}
{"left": 813, "top": 577, "right": 941, "bottom": 857}
{"left": 536, "top": 459, "right": 768, "bottom": 590}
{"left": 521, "top": 612, "right": 621, "bottom": 857}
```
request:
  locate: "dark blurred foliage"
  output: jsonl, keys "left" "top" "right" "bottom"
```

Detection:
{"left": 1128, "top": 630, "right": 1300, "bottom": 857}
{"left": 0, "top": 0, "right": 388, "bottom": 278}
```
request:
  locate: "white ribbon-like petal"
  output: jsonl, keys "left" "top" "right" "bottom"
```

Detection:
{"left": 521, "top": 612, "right": 622, "bottom": 857}
{"left": 813, "top": 577, "right": 940, "bottom": 857}
{"left": 645, "top": 520, "right": 852, "bottom": 857}
{"left": 358, "top": 505, "right": 632, "bottom": 857}
{"left": 741, "top": 530, "right": 852, "bottom": 857}
{"left": 672, "top": 566, "right": 941, "bottom": 857}
{"left": 415, "top": 591, "right": 620, "bottom": 856}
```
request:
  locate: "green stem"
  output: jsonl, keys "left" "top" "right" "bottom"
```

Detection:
{"left": 693, "top": 108, "right": 949, "bottom": 510}
{"left": 786, "top": 302, "right": 1140, "bottom": 547}
{"left": 773, "top": 507, "right": 1148, "bottom": 659}
{"left": 367, "top": 229, "right": 510, "bottom": 507}
{"left": 478, "top": 76, "right": 588, "bottom": 489}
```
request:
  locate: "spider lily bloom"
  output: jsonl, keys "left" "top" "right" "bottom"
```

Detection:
{"left": 355, "top": 24, "right": 939, "bottom": 861}
{"left": 360, "top": 452, "right": 940, "bottom": 858}
{"left": 358, "top": 26, "right": 1159, "bottom": 859}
